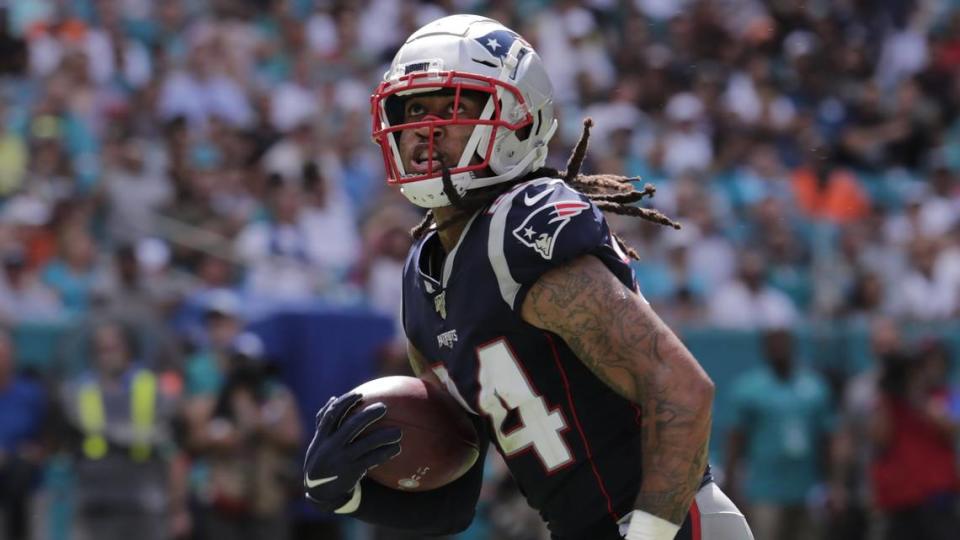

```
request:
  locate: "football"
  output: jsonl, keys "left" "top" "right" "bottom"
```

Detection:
{"left": 348, "top": 376, "right": 480, "bottom": 491}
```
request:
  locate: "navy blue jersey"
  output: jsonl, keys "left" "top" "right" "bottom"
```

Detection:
{"left": 402, "top": 178, "right": 655, "bottom": 538}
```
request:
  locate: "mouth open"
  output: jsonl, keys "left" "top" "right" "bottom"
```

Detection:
{"left": 409, "top": 150, "right": 445, "bottom": 174}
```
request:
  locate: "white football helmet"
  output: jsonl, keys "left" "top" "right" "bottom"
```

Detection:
{"left": 371, "top": 14, "right": 558, "bottom": 208}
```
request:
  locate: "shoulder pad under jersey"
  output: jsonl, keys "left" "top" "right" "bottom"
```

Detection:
{"left": 485, "top": 177, "right": 610, "bottom": 312}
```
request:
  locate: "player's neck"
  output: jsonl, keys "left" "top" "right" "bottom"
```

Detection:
{"left": 433, "top": 206, "right": 471, "bottom": 253}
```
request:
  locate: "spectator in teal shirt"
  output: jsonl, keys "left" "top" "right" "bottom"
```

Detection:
{"left": 183, "top": 290, "right": 246, "bottom": 400}
{"left": 40, "top": 226, "right": 110, "bottom": 314}
{"left": 724, "top": 327, "right": 835, "bottom": 540}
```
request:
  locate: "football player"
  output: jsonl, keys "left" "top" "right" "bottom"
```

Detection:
{"left": 304, "top": 14, "right": 754, "bottom": 540}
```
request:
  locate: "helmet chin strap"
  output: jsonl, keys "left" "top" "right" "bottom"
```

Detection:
{"left": 401, "top": 110, "right": 556, "bottom": 206}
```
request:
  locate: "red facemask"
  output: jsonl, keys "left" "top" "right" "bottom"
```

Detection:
{"left": 370, "top": 70, "right": 533, "bottom": 186}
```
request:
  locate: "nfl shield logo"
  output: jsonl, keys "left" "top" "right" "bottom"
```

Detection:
{"left": 434, "top": 291, "right": 447, "bottom": 319}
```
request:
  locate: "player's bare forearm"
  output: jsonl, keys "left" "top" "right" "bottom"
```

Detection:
{"left": 522, "top": 255, "right": 714, "bottom": 525}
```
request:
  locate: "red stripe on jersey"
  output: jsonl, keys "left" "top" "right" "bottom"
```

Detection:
{"left": 554, "top": 202, "right": 590, "bottom": 217}
{"left": 544, "top": 332, "right": 620, "bottom": 524}
{"left": 691, "top": 499, "right": 702, "bottom": 540}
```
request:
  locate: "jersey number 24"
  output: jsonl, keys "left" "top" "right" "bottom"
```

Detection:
{"left": 477, "top": 338, "right": 573, "bottom": 472}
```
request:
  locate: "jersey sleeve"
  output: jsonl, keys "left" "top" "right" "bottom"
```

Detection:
{"left": 486, "top": 178, "right": 633, "bottom": 313}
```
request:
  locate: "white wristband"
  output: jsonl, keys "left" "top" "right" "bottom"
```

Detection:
{"left": 625, "top": 510, "right": 681, "bottom": 540}
{"left": 334, "top": 483, "right": 362, "bottom": 514}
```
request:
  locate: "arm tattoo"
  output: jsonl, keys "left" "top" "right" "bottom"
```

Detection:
{"left": 523, "top": 255, "right": 713, "bottom": 525}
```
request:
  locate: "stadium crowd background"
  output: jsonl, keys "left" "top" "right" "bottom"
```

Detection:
{"left": 0, "top": 0, "right": 959, "bottom": 539}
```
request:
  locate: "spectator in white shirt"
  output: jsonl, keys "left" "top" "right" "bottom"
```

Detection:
{"left": 533, "top": 5, "right": 615, "bottom": 106}
{"left": 269, "top": 57, "right": 318, "bottom": 133}
{"left": 687, "top": 209, "right": 738, "bottom": 295}
{"left": 102, "top": 138, "right": 172, "bottom": 244}
{"left": 919, "top": 163, "right": 960, "bottom": 238}
{"left": 0, "top": 247, "right": 62, "bottom": 324}
{"left": 235, "top": 175, "right": 355, "bottom": 301}
{"left": 300, "top": 161, "right": 360, "bottom": 262}
{"left": 659, "top": 93, "right": 713, "bottom": 177}
{"left": 875, "top": 18, "right": 929, "bottom": 92}
{"left": 892, "top": 237, "right": 956, "bottom": 321}
{"left": 708, "top": 250, "right": 799, "bottom": 329}
{"left": 157, "top": 43, "right": 254, "bottom": 130}
{"left": 260, "top": 126, "right": 361, "bottom": 271}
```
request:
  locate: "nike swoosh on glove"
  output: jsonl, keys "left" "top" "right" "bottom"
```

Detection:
{"left": 303, "top": 393, "right": 402, "bottom": 512}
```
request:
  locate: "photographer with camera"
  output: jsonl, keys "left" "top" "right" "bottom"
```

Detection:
{"left": 181, "top": 303, "right": 301, "bottom": 540}
{"left": 870, "top": 342, "right": 960, "bottom": 540}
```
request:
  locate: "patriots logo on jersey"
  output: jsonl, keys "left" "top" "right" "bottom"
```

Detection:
{"left": 474, "top": 29, "right": 519, "bottom": 60}
{"left": 436, "top": 329, "right": 458, "bottom": 349}
{"left": 512, "top": 200, "right": 591, "bottom": 260}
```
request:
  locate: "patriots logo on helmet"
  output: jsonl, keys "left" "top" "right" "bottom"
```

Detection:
{"left": 474, "top": 29, "right": 520, "bottom": 60}
{"left": 512, "top": 200, "right": 591, "bottom": 260}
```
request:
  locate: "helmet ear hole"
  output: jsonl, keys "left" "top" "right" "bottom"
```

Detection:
{"left": 515, "top": 109, "right": 541, "bottom": 142}
{"left": 515, "top": 124, "right": 532, "bottom": 141}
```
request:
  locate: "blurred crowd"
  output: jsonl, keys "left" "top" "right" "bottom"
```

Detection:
{"left": 723, "top": 320, "right": 960, "bottom": 540}
{"left": 0, "top": 0, "right": 959, "bottom": 539}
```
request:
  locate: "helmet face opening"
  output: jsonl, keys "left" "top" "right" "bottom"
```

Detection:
{"left": 371, "top": 70, "right": 533, "bottom": 186}
{"left": 372, "top": 15, "right": 557, "bottom": 208}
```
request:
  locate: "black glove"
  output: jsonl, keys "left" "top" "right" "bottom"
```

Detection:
{"left": 303, "top": 393, "right": 402, "bottom": 512}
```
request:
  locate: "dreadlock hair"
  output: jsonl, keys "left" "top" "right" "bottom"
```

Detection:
{"left": 409, "top": 118, "right": 680, "bottom": 260}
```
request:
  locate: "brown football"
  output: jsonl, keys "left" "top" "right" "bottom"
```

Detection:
{"left": 348, "top": 376, "right": 480, "bottom": 492}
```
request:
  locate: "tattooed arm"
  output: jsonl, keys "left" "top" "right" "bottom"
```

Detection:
{"left": 521, "top": 254, "right": 714, "bottom": 526}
